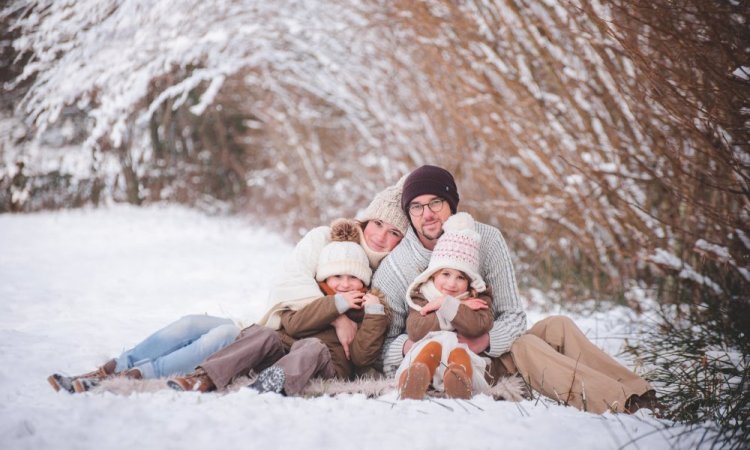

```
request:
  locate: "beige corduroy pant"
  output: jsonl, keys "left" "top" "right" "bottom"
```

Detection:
{"left": 506, "top": 315, "right": 652, "bottom": 414}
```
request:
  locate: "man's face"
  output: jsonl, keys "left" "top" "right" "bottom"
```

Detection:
{"left": 408, "top": 194, "right": 452, "bottom": 247}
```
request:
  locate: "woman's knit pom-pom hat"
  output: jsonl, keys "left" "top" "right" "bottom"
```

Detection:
{"left": 315, "top": 219, "right": 372, "bottom": 285}
{"left": 358, "top": 176, "right": 409, "bottom": 236}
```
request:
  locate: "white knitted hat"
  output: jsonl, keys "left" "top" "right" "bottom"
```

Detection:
{"left": 358, "top": 176, "right": 409, "bottom": 235}
{"left": 315, "top": 219, "right": 372, "bottom": 285}
{"left": 406, "top": 212, "right": 486, "bottom": 297}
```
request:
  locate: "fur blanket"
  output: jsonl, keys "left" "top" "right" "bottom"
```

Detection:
{"left": 92, "top": 373, "right": 527, "bottom": 401}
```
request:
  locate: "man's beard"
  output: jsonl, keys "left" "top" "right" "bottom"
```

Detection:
{"left": 421, "top": 226, "right": 444, "bottom": 242}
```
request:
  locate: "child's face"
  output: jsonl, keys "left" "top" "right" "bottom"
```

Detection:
{"left": 325, "top": 275, "right": 365, "bottom": 293}
{"left": 432, "top": 268, "right": 469, "bottom": 297}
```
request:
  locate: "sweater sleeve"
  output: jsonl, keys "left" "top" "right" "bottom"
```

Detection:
{"left": 477, "top": 224, "right": 528, "bottom": 356}
{"left": 266, "top": 226, "right": 330, "bottom": 308}
{"left": 279, "top": 295, "right": 340, "bottom": 338}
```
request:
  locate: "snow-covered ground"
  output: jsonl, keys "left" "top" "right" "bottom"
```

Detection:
{"left": 0, "top": 205, "right": 703, "bottom": 449}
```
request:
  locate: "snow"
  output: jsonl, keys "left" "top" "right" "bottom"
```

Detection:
{"left": 0, "top": 205, "right": 707, "bottom": 449}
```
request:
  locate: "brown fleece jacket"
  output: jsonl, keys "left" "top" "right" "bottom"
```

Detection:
{"left": 279, "top": 288, "right": 389, "bottom": 380}
{"left": 406, "top": 288, "right": 494, "bottom": 343}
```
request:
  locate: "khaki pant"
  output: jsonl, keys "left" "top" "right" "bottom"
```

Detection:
{"left": 199, "top": 325, "right": 335, "bottom": 395}
{"left": 275, "top": 338, "right": 336, "bottom": 395}
{"left": 493, "top": 315, "right": 652, "bottom": 414}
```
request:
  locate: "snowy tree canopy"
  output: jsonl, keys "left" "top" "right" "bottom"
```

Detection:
{"left": 1, "top": 0, "right": 748, "bottom": 307}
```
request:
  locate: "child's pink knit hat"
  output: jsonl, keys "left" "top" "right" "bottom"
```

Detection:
{"left": 406, "top": 212, "right": 486, "bottom": 298}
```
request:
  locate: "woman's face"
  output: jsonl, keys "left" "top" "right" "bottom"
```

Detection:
{"left": 362, "top": 219, "right": 403, "bottom": 252}
{"left": 432, "top": 268, "right": 469, "bottom": 297}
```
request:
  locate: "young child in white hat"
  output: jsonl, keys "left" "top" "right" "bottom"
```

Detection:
{"left": 168, "top": 219, "right": 389, "bottom": 395}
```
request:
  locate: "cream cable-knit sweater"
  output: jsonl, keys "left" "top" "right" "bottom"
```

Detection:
{"left": 373, "top": 222, "right": 528, "bottom": 377}
{"left": 260, "top": 224, "right": 388, "bottom": 329}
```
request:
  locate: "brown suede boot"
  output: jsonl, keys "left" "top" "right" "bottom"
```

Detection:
{"left": 167, "top": 369, "right": 216, "bottom": 393}
{"left": 399, "top": 362, "right": 431, "bottom": 400}
{"left": 626, "top": 390, "right": 661, "bottom": 416}
{"left": 443, "top": 348, "right": 473, "bottom": 399}
{"left": 398, "top": 341, "right": 442, "bottom": 400}
{"left": 71, "top": 367, "right": 144, "bottom": 393}
{"left": 411, "top": 341, "right": 442, "bottom": 374}
{"left": 78, "top": 359, "right": 117, "bottom": 379}
{"left": 48, "top": 359, "right": 118, "bottom": 393}
{"left": 117, "top": 368, "right": 143, "bottom": 380}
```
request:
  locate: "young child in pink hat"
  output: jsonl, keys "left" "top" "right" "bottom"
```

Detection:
{"left": 396, "top": 212, "right": 494, "bottom": 400}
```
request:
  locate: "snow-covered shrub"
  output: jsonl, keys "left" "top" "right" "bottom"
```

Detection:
{"left": 627, "top": 295, "right": 749, "bottom": 450}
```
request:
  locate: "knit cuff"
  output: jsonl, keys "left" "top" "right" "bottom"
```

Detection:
{"left": 334, "top": 294, "right": 350, "bottom": 314}
{"left": 436, "top": 295, "right": 460, "bottom": 324}
{"left": 364, "top": 304, "right": 385, "bottom": 315}
{"left": 487, "top": 325, "right": 513, "bottom": 357}
{"left": 383, "top": 334, "right": 408, "bottom": 377}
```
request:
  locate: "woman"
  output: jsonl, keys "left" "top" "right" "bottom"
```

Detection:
{"left": 48, "top": 179, "right": 408, "bottom": 393}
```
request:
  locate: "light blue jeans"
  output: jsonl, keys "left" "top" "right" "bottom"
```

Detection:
{"left": 114, "top": 315, "right": 240, "bottom": 379}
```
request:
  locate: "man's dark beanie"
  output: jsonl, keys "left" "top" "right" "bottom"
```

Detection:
{"left": 401, "top": 165, "right": 460, "bottom": 214}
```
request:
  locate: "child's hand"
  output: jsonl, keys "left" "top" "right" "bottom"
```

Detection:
{"left": 362, "top": 292, "right": 381, "bottom": 306}
{"left": 463, "top": 298, "right": 489, "bottom": 311}
{"left": 339, "top": 291, "right": 365, "bottom": 310}
{"left": 420, "top": 297, "right": 445, "bottom": 315}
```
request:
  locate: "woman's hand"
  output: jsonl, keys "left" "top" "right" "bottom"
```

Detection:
{"left": 463, "top": 298, "right": 489, "bottom": 311}
{"left": 331, "top": 315, "right": 357, "bottom": 360}
{"left": 362, "top": 292, "right": 381, "bottom": 306}
{"left": 420, "top": 296, "right": 445, "bottom": 315}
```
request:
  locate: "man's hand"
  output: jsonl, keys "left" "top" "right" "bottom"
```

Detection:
{"left": 331, "top": 314, "right": 357, "bottom": 360}
{"left": 339, "top": 291, "right": 365, "bottom": 310}
{"left": 420, "top": 296, "right": 446, "bottom": 315}
{"left": 457, "top": 332, "right": 490, "bottom": 354}
{"left": 403, "top": 339, "right": 415, "bottom": 356}
{"left": 462, "top": 298, "right": 489, "bottom": 311}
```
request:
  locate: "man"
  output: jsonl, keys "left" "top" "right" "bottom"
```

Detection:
{"left": 374, "top": 165, "right": 656, "bottom": 414}
{"left": 372, "top": 165, "right": 527, "bottom": 380}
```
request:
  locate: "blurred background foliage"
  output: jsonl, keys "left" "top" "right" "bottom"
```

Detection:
{"left": 1, "top": 0, "right": 748, "bottom": 441}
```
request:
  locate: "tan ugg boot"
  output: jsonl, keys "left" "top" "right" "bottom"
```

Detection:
{"left": 443, "top": 348, "right": 473, "bottom": 399}
{"left": 399, "top": 362, "right": 431, "bottom": 400}
{"left": 398, "top": 341, "right": 442, "bottom": 400}
{"left": 412, "top": 341, "right": 442, "bottom": 375}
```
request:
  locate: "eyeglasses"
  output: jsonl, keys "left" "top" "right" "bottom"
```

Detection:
{"left": 408, "top": 198, "right": 445, "bottom": 217}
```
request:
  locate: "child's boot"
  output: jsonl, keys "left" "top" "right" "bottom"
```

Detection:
{"left": 399, "top": 341, "right": 442, "bottom": 400}
{"left": 443, "top": 348, "right": 473, "bottom": 399}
